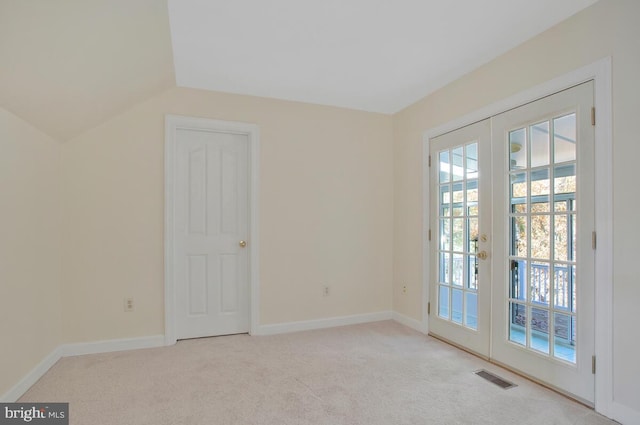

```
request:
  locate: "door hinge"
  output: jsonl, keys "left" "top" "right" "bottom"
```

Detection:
{"left": 428, "top": 302, "right": 431, "bottom": 315}
{"left": 428, "top": 229, "right": 432, "bottom": 241}
{"left": 428, "top": 155, "right": 432, "bottom": 167}
{"left": 592, "top": 231, "right": 597, "bottom": 250}
{"left": 592, "top": 355, "right": 596, "bottom": 374}
{"left": 591, "top": 107, "right": 596, "bottom": 126}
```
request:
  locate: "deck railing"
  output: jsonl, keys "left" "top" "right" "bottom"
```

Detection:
{"left": 512, "top": 261, "right": 575, "bottom": 343}
{"left": 524, "top": 262, "right": 573, "bottom": 310}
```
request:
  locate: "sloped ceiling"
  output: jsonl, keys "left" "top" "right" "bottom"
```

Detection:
{"left": 0, "top": 0, "right": 598, "bottom": 141}
{"left": 169, "top": 0, "right": 599, "bottom": 114}
{"left": 0, "top": 0, "right": 175, "bottom": 141}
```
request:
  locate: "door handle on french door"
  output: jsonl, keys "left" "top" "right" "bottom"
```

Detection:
{"left": 239, "top": 240, "right": 247, "bottom": 248}
{"left": 478, "top": 251, "right": 488, "bottom": 260}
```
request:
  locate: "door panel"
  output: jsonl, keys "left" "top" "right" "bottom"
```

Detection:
{"left": 429, "top": 119, "right": 492, "bottom": 358}
{"left": 491, "top": 82, "right": 595, "bottom": 403}
{"left": 174, "top": 129, "right": 249, "bottom": 339}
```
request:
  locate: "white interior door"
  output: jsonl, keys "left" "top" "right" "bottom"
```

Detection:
{"left": 429, "top": 119, "right": 492, "bottom": 358}
{"left": 491, "top": 82, "right": 595, "bottom": 403}
{"left": 173, "top": 128, "right": 250, "bottom": 339}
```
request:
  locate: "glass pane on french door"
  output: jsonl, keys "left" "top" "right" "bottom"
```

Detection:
{"left": 508, "top": 114, "right": 578, "bottom": 362}
{"left": 429, "top": 119, "right": 491, "bottom": 358}
{"left": 437, "top": 144, "right": 479, "bottom": 327}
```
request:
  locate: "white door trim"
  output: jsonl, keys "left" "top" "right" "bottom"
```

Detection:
{"left": 165, "top": 115, "right": 260, "bottom": 345}
{"left": 422, "top": 57, "right": 613, "bottom": 417}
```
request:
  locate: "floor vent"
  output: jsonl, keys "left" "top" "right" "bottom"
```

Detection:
{"left": 474, "top": 369, "right": 517, "bottom": 389}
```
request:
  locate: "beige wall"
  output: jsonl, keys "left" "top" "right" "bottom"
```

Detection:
{"left": 0, "top": 107, "right": 62, "bottom": 396}
{"left": 0, "top": 0, "right": 175, "bottom": 141}
{"left": 4, "top": 0, "right": 637, "bottom": 417}
{"left": 393, "top": 0, "right": 639, "bottom": 415}
{"left": 60, "top": 87, "right": 394, "bottom": 342}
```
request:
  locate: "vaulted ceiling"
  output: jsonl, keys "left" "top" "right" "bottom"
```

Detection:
{"left": 0, "top": 0, "right": 175, "bottom": 141}
{"left": 0, "top": 0, "right": 598, "bottom": 141}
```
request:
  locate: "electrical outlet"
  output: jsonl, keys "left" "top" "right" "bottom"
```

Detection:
{"left": 323, "top": 285, "right": 330, "bottom": 297}
{"left": 402, "top": 285, "right": 407, "bottom": 295}
{"left": 124, "top": 297, "right": 134, "bottom": 312}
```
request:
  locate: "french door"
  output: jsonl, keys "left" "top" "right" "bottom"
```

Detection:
{"left": 491, "top": 82, "right": 595, "bottom": 403}
{"left": 429, "top": 119, "right": 492, "bottom": 358}
{"left": 429, "top": 82, "right": 595, "bottom": 403}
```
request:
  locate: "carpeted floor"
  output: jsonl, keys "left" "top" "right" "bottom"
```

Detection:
{"left": 20, "top": 321, "right": 616, "bottom": 424}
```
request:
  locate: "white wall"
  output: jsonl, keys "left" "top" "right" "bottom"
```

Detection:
{"left": 392, "top": 0, "right": 639, "bottom": 419}
{"left": 60, "top": 87, "right": 394, "bottom": 342}
{"left": 0, "top": 107, "right": 62, "bottom": 397}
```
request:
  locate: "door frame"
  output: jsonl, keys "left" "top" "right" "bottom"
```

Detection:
{"left": 422, "top": 58, "right": 612, "bottom": 416}
{"left": 164, "top": 115, "right": 261, "bottom": 345}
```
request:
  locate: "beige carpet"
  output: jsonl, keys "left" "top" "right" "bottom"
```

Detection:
{"left": 20, "top": 321, "right": 616, "bottom": 425}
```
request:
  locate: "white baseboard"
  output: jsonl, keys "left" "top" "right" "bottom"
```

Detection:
{"left": 61, "top": 335, "right": 165, "bottom": 357}
{"left": 392, "top": 311, "right": 427, "bottom": 333}
{"left": 1, "top": 335, "right": 165, "bottom": 402}
{"left": 254, "top": 311, "right": 393, "bottom": 336}
{"left": 1, "top": 347, "right": 62, "bottom": 402}
{"left": 612, "top": 401, "right": 640, "bottom": 425}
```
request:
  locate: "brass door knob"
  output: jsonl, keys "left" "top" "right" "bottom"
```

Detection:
{"left": 239, "top": 240, "right": 247, "bottom": 248}
{"left": 478, "top": 251, "right": 488, "bottom": 260}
